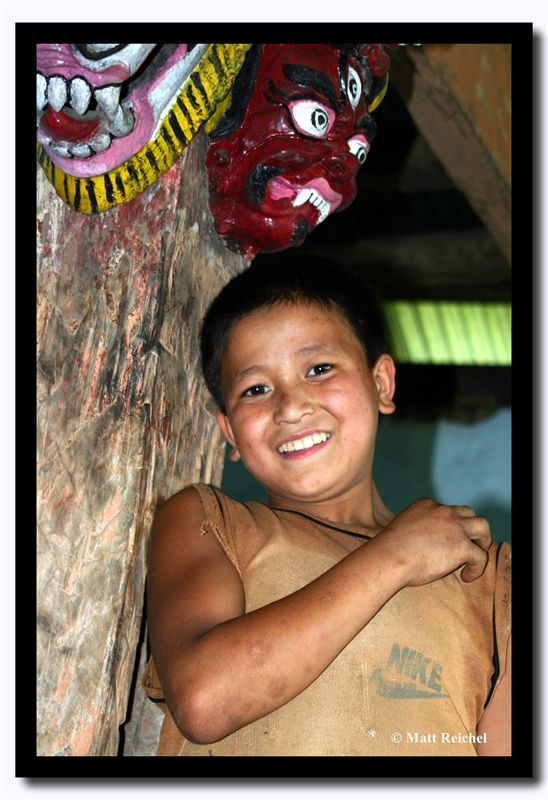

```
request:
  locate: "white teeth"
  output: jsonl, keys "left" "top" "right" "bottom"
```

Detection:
{"left": 90, "top": 131, "right": 112, "bottom": 153}
{"left": 37, "top": 72, "right": 134, "bottom": 146}
{"left": 94, "top": 85, "right": 121, "bottom": 118}
{"left": 278, "top": 432, "right": 331, "bottom": 454}
{"left": 107, "top": 103, "right": 134, "bottom": 136}
{"left": 70, "top": 77, "right": 92, "bottom": 115}
{"left": 69, "top": 142, "right": 93, "bottom": 158}
{"left": 48, "top": 142, "right": 72, "bottom": 157}
{"left": 292, "top": 189, "right": 312, "bottom": 208}
{"left": 48, "top": 76, "right": 68, "bottom": 112}
{"left": 37, "top": 74, "right": 47, "bottom": 111}
{"left": 291, "top": 188, "right": 331, "bottom": 225}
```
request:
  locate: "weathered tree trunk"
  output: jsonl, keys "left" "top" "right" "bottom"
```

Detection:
{"left": 36, "top": 132, "right": 248, "bottom": 756}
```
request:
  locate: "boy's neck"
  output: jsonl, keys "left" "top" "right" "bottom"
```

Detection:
{"left": 267, "top": 481, "right": 394, "bottom": 533}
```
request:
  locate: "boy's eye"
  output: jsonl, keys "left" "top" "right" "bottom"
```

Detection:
{"left": 242, "top": 384, "right": 270, "bottom": 397}
{"left": 306, "top": 363, "right": 333, "bottom": 377}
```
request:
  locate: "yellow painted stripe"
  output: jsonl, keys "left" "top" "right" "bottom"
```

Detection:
{"left": 369, "top": 74, "right": 389, "bottom": 112}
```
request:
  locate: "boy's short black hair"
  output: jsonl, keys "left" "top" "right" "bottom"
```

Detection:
{"left": 200, "top": 251, "right": 390, "bottom": 413}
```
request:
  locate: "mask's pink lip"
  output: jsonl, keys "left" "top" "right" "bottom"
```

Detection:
{"left": 268, "top": 176, "right": 343, "bottom": 212}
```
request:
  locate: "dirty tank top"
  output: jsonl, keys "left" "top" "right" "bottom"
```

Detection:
{"left": 143, "top": 484, "right": 511, "bottom": 756}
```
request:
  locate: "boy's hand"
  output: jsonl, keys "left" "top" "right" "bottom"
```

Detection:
{"left": 376, "top": 498, "right": 492, "bottom": 587}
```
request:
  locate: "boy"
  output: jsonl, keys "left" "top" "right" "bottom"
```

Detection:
{"left": 144, "top": 253, "right": 511, "bottom": 756}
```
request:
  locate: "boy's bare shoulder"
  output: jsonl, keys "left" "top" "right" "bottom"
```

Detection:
{"left": 150, "top": 485, "right": 213, "bottom": 544}
{"left": 155, "top": 484, "right": 206, "bottom": 517}
{"left": 147, "top": 484, "right": 244, "bottom": 639}
{"left": 147, "top": 486, "right": 222, "bottom": 575}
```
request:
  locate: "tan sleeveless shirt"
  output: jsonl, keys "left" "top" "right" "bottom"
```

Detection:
{"left": 143, "top": 484, "right": 511, "bottom": 756}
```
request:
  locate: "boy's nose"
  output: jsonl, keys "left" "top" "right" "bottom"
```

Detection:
{"left": 273, "top": 387, "right": 314, "bottom": 425}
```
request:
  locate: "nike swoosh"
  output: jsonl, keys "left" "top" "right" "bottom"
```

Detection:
{"left": 371, "top": 668, "right": 448, "bottom": 699}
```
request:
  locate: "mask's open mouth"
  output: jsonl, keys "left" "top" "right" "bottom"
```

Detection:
{"left": 268, "top": 176, "right": 343, "bottom": 225}
{"left": 36, "top": 43, "right": 253, "bottom": 214}
{"left": 36, "top": 44, "right": 204, "bottom": 175}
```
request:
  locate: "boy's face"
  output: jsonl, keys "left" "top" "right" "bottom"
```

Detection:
{"left": 215, "top": 300, "right": 395, "bottom": 512}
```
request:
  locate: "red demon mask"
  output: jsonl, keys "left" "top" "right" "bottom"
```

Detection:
{"left": 206, "top": 44, "right": 384, "bottom": 260}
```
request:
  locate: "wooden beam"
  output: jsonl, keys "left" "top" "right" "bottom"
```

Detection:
{"left": 306, "top": 228, "right": 510, "bottom": 300}
{"left": 390, "top": 45, "right": 511, "bottom": 265}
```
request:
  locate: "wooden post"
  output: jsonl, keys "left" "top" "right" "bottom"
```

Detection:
{"left": 36, "top": 133, "right": 248, "bottom": 756}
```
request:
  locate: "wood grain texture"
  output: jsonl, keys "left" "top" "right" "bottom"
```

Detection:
{"left": 36, "top": 132, "right": 248, "bottom": 755}
{"left": 391, "top": 45, "right": 511, "bottom": 265}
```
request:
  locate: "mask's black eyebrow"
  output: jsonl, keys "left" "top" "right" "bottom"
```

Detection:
{"left": 282, "top": 63, "right": 340, "bottom": 110}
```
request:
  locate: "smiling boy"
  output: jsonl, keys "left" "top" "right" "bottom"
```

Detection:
{"left": 144, "top": 253, "right": 511, "bottom": 756}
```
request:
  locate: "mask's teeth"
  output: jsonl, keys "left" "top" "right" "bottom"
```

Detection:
{"left": 94, "top": 85, "right": 122, "bottom": 119}
{"left": 47, "top": 76, "right": 68, "bottom": 112}
{"left": 48, "top": 142, "right": 72, "bottom": 158}
{"left": 310, "top": 191, "right": 323, "bottom": 208}
{"left": 317, "top": 201, "right": 330, "bottom": 224}
{"left": 107, "top": 103, "right": 134, "bottom": 137}
{"left": 70, "top": 77, "right": 92, "bottom": 116}
{"left": 90, "top": 131, "right": 112, "bottom": 153}
{"left": 292, "top": 189, "right": 312, "bottom": 208}
{"left": 36, "top": 74, "right": 47, "bottom": 111}
{"left": 291, "top": 188, "right": 331, "bottom": 225}
{"left": 69, "top": 142, "right": 93, "bottom": 158}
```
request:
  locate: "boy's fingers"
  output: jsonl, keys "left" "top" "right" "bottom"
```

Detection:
{"left": 450, "top": 505, "right": 476, "bottom": 518}
{"left": 449, "top": 505, "right": 492, "bottom": 551}
{"left": 464, "top": 517, "right": 492, "bottom": 550}
{"left": 459, "top": 547, "right": 489, "bottom": 582}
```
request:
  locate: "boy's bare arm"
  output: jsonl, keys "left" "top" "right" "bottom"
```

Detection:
{"left": 147, "top": 490, "right": 491, "bottom": 745}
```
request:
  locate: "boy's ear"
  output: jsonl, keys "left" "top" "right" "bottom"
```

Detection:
{"left": 215, "top": 409, "right": 241, "bottom": 462}
{"left": 373, "top": 354, "right": 396, "bottom": 415}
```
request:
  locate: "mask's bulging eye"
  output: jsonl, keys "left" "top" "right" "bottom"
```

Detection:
{"left": 346, "top": 66, "right": 362, "bottom": 109}
{"left": 348, "top": 135, "right": 369, "bottom": 165}
{"left": 289, "top": 100, "right": 335, "bottom": 138}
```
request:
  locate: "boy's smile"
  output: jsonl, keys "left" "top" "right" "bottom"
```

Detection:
{"left": 276, "top": 430, "right": 332, "bottom": 457}
{"left": 216, "top": 300, "right": 396, "bottom": 525}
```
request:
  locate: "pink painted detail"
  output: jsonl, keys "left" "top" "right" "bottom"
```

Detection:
{"left": 37, "top": 44, "right": 131, "bottom": 86}
{"left": 268, "top": 179, "right": 295, "bottom": 201}
{"left": 348, "top": 133, "right": 370, "bottom": 152}
{"left": 38, "top": 44, "right": 190, "bottom": 177}
{"left": 268, "top": 176, "right": 343, "bottom": 211}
